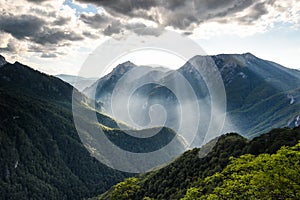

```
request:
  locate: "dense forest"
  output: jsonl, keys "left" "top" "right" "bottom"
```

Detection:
{"left": 96, "top": 126, "right": 300, "bottom": 200}
{"left": 0, "top": 62, "right": 132, "bottom": 199}
{"left": 182, "top": 141, "right": 300, "bottom": 199}
{"left": 0, "top": 56, "right": 183, "bottom": 199}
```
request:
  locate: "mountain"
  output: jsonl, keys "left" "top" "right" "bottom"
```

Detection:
{"left": 0, "top": 55, "right": 6, "bottom": 67}
{"left": 84, "top": 61, "right": 136, "bottom": 101}
{"left": 0, "top": 56, "right": 185, "bottom": 199}
{"left": 84, "top": 53, "right": 300, "bottom": 145}
{"left": 209, "top": 53, "right": 300, "bottom": 136}
{"left": 56, "top": 74, "right": 97, "bottom": 91}
{"left": 95, "top": 126, "right": 300, "bottom": 200}
{"left": 2, "top": 53, "right": 299, "bottom": 199}
{"left": 0, "top": 59, "right": 128, "bottom": 199}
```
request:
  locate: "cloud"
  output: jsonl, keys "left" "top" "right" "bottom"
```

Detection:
{"left": 41, "top": 53, "right": 58, "bottom": 58}
{"left": 236, "top": 3, "right": 268, "bottom": 25}
{"left": 0, "top": 14, "right": 83, "bottom": 45}
{"left": 0, "top": 0, "right": 96, "bottom": 58}
{"left": 79, "top": 11, "right": 163, "bottom": 36}
{"left": 75, "top": 0, "right": 300, "bottom": 32}
{"left": 7, "top": 0, "right": 298, "bottom": 40}
{"left": 127, "top": 24, "right": 164, "bottom": 36}
{"left": 0, "top": 40, "right": 19, "bottom": 53}
{"left": 80, "top": 13, "right": 114, "bottom": 29}
{"left": 0, "top": 15, "right": 45, "bottom": 40}
{"left": 26, "top": 0, "right": 49, "bottom": 2}
{"left": 53, "top": 17, "right": 72, "bottom": 26}
{"left": 75, "top": 0, "right": 256, "bottom": 29}
{"left": 0, "top": 0, "right": 299, "bottom": 76}
{"left": 34, "top": 27, "right": 84, "bottom": 45}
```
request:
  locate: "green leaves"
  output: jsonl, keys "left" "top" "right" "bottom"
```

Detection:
{"left": 110, "top": 178, "right": 140, "bottom": 200}
{"left": 183, "top": 141, "right": 300, "bottom": 200}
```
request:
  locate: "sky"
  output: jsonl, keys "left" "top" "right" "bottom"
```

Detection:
{"left": 0, "top": 0, "right": 299, "bottom": 76}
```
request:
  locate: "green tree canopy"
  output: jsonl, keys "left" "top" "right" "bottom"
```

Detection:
{"left": 182, "top": 141, "right": 300, "bottom": 200}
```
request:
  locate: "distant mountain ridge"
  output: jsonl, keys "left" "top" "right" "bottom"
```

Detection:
{"left": 56, "top": 74, "right": 97, "bottom": 91}
{"left": 83, "top": 53, "right": 300, "bottom": 142}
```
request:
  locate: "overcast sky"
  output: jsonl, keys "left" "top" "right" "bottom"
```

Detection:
{"left": 0, "top": 0, "right": 299, "bottom": 75}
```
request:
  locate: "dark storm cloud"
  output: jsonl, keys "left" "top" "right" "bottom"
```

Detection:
{"left": 0, "top": 14, "right": 84, "bottom": 45}
{"left": 33, "top": 27, "right": 84, "bottom": 45}
{"left": 76, "top": 0, "right": 156, "bottom": 16}
{"left": 18, "top": 0, "right": 289, "bottom": 38}
{"left": 76, "top": 0, "right": 271, "bottom": 30}
{"left": 80, "top": 13, "right": 123, "bottom": 36}
{"left": 80, "top": 12, "right": 163, "bottom": 37}
{"left": 0, "top": 15, "right": 45, "bottom": 39}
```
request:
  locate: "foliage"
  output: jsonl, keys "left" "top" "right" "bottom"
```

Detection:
{"left": 109, "top": 178, "right": 140, "bottom": 200}
{"left": 0, "top": 63, "right": 131, "bottom": 199}
{"left": 98, "top": 127, "right": 300, "bottom": 200}
{"left": 182, "top": 141, "right": 300, "bottom": 200}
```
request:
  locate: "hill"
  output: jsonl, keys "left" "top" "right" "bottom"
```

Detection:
{"left": 0, "top": 56, "right": 184, "bottom": 199}
{"left": 96, "top": 126, "right": 300, "bottom": 200}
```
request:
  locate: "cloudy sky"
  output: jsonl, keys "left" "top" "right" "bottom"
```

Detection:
{"left": 0, "top": 0, "right": 299, "bottom": 75}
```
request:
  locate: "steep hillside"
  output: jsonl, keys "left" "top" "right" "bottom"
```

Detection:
{"left": 182, "top": 140, "right": 300, "bottom": 200}
{"left": 0, "top": 60, "right": 130, "bottom": 199}
{"left": 0, "top": 57, "right": 184, "bottom": 199}
{"left": 96, "top": 126, "right": 300, "bottom": 200}
{"left": 210, "top": 53, "right": 300, "bottom": 137}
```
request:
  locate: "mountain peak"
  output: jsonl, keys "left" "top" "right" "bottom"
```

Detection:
{"left": 242, "top": 52, "right": 257, "bottom": 59}
{"left": 112, "top": 61, "right": 136, "bottom": 74}
{"left": 122, "top": 61, "right": 135, "bottom": 66}
{"left": 0, "top": 54, "right": 7, "bottom": 67}
{"left": 243, "top": 52, "right": 254, "bottom": 56}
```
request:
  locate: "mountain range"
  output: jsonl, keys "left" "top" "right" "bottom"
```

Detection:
{"left": 82, "top": 53, "right": 300, "bottom": 144}
{"left": 1, "top": 52, "right": 300, "bottom": 199}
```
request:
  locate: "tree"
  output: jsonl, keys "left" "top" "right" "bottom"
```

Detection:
{"left": 182, "top": 141, "right": 300, "bottom": 200}
{"left": 110, "top": 178, "right": 140, "bottom": 200}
